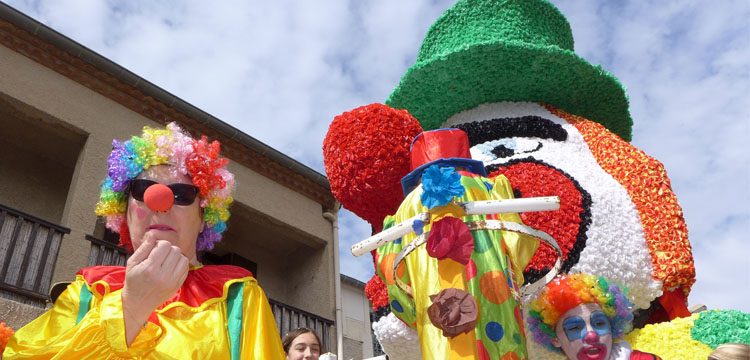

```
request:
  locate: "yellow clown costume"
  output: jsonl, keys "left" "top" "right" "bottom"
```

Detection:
{"left": 372, "top": 129, "right": 551, "bottom": 360}
{"left": 4, "top": 265, "right": 285, "bottom": 359}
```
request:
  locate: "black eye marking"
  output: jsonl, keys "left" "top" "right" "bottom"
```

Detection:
{"left": 452, "top": 116, "right": 568, "bottom": 145}
{"left": 490, "top": 142, "right": 543, "bottom": 158}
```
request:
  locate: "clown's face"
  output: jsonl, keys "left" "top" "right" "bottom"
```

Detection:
{"left": 126, "top": 165, "right": 204, "bottom": 263}
{"left": 444, "top": 102, "right": 693, "bottom": 310}
{"left": 552, "top": 303, "right": 613, "bottom": 360}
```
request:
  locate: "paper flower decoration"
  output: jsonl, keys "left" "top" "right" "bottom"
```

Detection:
{"left": 323, "top": 103, "right": 422, "bottom": 231}
{"left": 364, "top": 274, "right": 390, "bottom": 310}
{"left": 420, "top": 165, "right": 465, "bottom": 209}
{"left": 426, "top": 216, "right": 474, "bottom": 265}
{"left": 427, "top": 288, "right": 478, "bottom": 337}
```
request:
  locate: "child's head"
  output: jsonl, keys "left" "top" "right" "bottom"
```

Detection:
{"left": 527, "top": 273, "right": 634, "bottom": 358}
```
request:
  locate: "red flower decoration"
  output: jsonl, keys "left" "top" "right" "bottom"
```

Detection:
{"left": 364, "top": 274, "right": 390, "bottom": 310}
{"left": 426, "top": 216, "right": 474, "bottom": 265}
{"left": 323, "top": 103, "right": 422, "bottom": 231}
{"left": 490, "top": 162, "right": 585, "bottom": 278}
{"left": 186, "top": 136, "right": 229, "bottom": 198}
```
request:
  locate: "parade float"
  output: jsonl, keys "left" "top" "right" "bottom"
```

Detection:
{"left": 322, "top": 0, "right": 749, "bottom": 359}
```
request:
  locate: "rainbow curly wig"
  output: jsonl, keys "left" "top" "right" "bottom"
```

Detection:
{"left": 95, "top": 122, "right": 234, "bottom": 252}
{"left": 527, "top": 273, "right": 634, "bottom": 352}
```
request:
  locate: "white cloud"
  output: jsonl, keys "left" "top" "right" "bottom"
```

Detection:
{"left": 4, "top": 0, "right": 748, "bottom": 311}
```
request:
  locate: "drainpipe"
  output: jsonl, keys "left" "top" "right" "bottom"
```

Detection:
{"left": 322, "top": 202, "right": 343, "bottom": 360}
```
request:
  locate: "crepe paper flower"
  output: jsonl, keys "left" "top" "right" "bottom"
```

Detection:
{"left": 691, "top": 310, "right": 750, "bottom": 348}
{"left": 426, "top": 216, "right": 474, "bottom": 265}
{"left": 554, "top": 106, "right": 694, "bottom": 297}
{"left": 625, "top": 314, "right": 713, "bottom": 359}
{"left": 489, "top": 161, "right": 589, "bottom": 284}
{"left": 365, "top": 274, "right": 390, "bottom": 310}
{"left": 427, "top": 288, "right": 478, "bottom": 337}
{"left": 420, "top": 165, "right": 465, "bottom": 209}
{"left": 323, "top": 103, "right": 423, "bottom": 231}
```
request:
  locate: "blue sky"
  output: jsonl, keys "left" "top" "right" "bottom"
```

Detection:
{"left": 4, "top": 0, "right": 748, "bottom": 311}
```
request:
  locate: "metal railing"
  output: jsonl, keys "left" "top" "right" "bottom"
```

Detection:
{"left": 0, "top": 203, "right": 69, "bottom": 306}
{"left": 85, "top": 234, "right": 128, "bottom": 266}
{"left": 270, "top": 298, "right": 335, "bottom": 353}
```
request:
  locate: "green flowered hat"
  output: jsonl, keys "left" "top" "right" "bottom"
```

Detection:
{"left": 386, "top": 0, "right": 633, "bottom": 141}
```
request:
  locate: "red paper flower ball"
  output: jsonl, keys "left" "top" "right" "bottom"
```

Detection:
{"left": 364, "top": 274, "right": 390, "bottom": 310}
{"left": 323, "top": 103, "right": 422, "bottom": 230}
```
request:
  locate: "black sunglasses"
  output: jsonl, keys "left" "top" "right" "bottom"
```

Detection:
{"left": 128, "top": 179, "right": 200, "bottom": 206}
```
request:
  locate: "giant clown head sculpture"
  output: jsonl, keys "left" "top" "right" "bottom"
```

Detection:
{"left": 324, "top": 0, "right": 695, "bottom": 358}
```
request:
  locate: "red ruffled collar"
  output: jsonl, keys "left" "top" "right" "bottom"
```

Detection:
{"left": 77, "top": 264, "right": 253, "bottom": 309}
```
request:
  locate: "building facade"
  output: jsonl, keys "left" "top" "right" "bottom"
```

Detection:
{"left": 341, "top": 274, "right": 375, "bottom": 360}
{"left": 0, "top": 2, "right": 340, "bottom": 352}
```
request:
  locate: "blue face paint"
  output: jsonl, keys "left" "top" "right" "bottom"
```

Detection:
{"left": 590, "top": 311, "right": 611, "bottom": 337}
{"left": 562, "top": 311, "right": 612, "bottom": 341}
{"left": 562, "top": 316, "right": 587, "bottom": 341}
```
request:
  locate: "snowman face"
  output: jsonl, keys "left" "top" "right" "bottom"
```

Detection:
{"left": 444, "top": 102, "right": 663, "bottom": 309}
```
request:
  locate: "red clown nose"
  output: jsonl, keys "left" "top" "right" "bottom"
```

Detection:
{"left": 143, "top": 183, "right": 174, "bottom": 212}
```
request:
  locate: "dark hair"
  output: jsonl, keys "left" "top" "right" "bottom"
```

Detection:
{"left": 281, "top": 328, "right": 323, "bottom": 354}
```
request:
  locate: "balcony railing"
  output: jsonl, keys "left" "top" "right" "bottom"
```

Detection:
{"left": 270, "top": 298, "right": 335, "bottom": 353}
{"left": 85, "top": 234, "right": 128, "bottom": 266}
{"left": 0, "top": 203, "right": 69, "bottom": 306}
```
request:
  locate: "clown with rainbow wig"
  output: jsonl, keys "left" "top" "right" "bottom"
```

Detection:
{"left": 95, "top": 122, "right": 234, "bottom": 252}
{"left": 527, "top": 273, "right": 660, "bottom": 360}
{"left": 4, "top": 123, "right": 285, "bottom": 359}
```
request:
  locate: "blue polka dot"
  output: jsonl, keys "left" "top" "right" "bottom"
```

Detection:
{"left": 485, "top": 322, "right": 504, "bottom": 342}
{"left": 484, "top": 181, "right": 493, "bottom": 191}
{"left": 391, "top": 300, "right": 403, "bottom": 313}
{"left": 394, "top": 238, "right": 402, "bottom": 245}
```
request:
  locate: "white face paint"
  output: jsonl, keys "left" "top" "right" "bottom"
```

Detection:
{"left": 445, "top": 102, "right": 662, "bottom": 310}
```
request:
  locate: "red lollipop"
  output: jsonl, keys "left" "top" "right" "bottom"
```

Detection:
{"left": 323, "top": 103, "right": 422, "bottom": 231}
{"left": 143, "top": 183, "right": 174, "bottom": 213}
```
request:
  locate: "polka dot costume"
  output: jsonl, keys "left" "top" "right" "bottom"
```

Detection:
{"left": 375, "top": 172, "right": 540, "bottom": 359}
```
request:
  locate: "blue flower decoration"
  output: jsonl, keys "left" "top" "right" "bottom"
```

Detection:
{"left": 420, "top": 165, "right": 465, "bottom": 209}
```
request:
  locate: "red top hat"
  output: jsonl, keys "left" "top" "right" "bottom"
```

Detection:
{"left": 401, "top": 128, "right": 488, "bottom": 194}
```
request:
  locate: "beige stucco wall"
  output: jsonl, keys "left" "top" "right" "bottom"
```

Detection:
{"left": 0, "top": 42, "right": 335, "bottom": 325}
{"left": 0, "top": 297, "right": 47, "bottom": 330}
{"left": 342, "top": 280, "right": 374, "bottom": 359}
{"left": 0, "top": 134, "right": 73, "bottom": 224}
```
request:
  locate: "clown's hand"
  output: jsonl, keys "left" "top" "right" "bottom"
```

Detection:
{"left": 122, "top": 233, "right": 189, "bottom": 345}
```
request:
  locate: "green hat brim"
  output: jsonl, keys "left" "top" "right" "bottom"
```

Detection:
{"left": 386, "top": 41, "right": 633, "bottom": 141}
